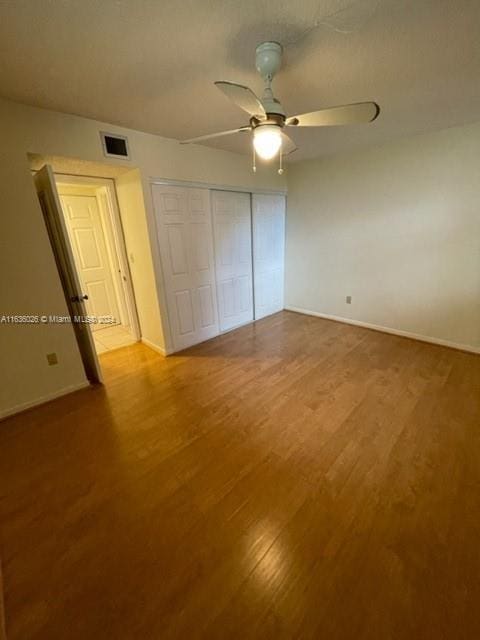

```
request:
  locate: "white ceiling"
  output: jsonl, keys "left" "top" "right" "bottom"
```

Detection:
{"left": 1, "top": 0, "right": 479, "bottom": 162}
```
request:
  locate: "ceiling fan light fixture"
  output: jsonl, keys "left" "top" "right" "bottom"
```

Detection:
{"left": 181, "top": 41, "right": 381, "bottom": 168}
{"left": 253, "top": 125, "right": 282, "bottom": 160}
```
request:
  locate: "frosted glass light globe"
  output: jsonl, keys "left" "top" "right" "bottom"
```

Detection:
{"left": 253, "top": 125, "right": 282, "bottom": 160}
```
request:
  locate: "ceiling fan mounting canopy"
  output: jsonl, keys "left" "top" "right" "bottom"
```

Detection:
{"left": 180, "top": 40, "right": 380, "bottom": 165}
{"left": 255, "top": 41, "right": 283, "bottom": 81}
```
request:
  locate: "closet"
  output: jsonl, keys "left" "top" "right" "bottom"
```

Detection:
{"left": 152, "top": 183, "right": 285, "bottom": 353}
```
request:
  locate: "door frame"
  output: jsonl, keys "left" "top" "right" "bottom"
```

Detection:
{"left": 54, "top": 174, "right": 141, "bottom": 342}
{"left": 34, "top": 165, "right": 102, "bottom": 383}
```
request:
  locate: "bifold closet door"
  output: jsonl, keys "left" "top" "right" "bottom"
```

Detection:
{"left": 211, "top": 191, "right": 253, "bottom": 332}
{"left": 152, "top": 184, "right": 219, "bottom": 351}
{"left": 252, "top": 194, "right": 286, "bottom": 320}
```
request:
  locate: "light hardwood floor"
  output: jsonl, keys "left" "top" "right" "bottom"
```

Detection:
{"left": 1, "top": 311, "right": 479, "bottom": 639}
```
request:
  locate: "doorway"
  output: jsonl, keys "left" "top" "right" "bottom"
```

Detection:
{"left": 34, "top": 164, "right": 141, "bottom": 381}
{"left": 54, "top": 175, "right": 140, "bottom": 354}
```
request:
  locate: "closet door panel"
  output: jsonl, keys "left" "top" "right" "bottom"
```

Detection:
{"left": 175, "top": 289, "right": 195, "bottom": 336}
{"left": 212, "top": 191, "right": 254, "bottom": 332}
{"left": 187, "top": 189, "right": 218, "bottom": 337}
{"left": 252, "top": 194, "right": 286, "bottom": 320}
{"left": 153, "top": 184, "right": 219, "bottom": 351}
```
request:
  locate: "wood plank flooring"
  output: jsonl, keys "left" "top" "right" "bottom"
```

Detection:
{"left": 1, "top": 311, "right": 479, "bottom": 639}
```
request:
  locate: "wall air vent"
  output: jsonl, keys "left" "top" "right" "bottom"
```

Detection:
{"left": 100, "top": 132, "right": 130, "bottom": 159}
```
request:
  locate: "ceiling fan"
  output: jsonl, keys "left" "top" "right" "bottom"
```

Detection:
{"left": 181, "top": 41, "right": 380, "bottom": 172}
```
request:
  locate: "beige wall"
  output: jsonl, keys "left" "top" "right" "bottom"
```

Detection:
{"left": 285, "top": 122, "right": 480, "bottom": 352}
{"left": 115, "top": 169, "right": 165, "bottom": 350}
{"left": 0, "top": 97, "right": 285, "bottom": 417}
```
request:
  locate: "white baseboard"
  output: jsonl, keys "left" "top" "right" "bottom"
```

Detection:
{"left": 285, "top": 306, "right": 480, "bottom": 355}
{"left": 0, "top": 380, "right": 91, "bottom": 421}
{"left": 141, "top": 337, "right": 169, "bottom": 356}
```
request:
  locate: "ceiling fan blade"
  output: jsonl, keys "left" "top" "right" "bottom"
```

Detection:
{"left": 287, "top": 102, "right": 380, "bottom": 127}
{"left": 215, "top": 81, "right": 266, "bottom": 119}
{"left": 281, "top": 132, "right": 297, "bottom": 156}
{"left": 181, "top": 126, "right": 251, "bottom": 144}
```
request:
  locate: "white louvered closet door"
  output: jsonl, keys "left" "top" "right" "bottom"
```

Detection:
{"left": 252, "top": 194, "right": 286, "bottom": 320}
{"left": 152, "top": 184, "right": 219, "bottom": 351}
{"left": 211, "top": 191, "right": 253, "bottom": 332}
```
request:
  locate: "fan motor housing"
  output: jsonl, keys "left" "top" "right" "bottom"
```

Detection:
{"left": 261, "top": 97, "right": 286, "bottom": 117}
{"left": 250, "top": 113, "right": 285, "bottom": 129}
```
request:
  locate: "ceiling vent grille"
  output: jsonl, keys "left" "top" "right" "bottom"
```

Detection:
{"left": 100, "top": 132, "right": 130, "bottom": 159}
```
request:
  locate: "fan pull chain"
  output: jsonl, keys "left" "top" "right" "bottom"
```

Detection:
{"left": 278, "top": 149, "right": 284, "bottom": 175}
{"left": 252, "top": 145, "right": 257, "bottom": 173}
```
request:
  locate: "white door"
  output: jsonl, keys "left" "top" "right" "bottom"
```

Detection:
{"left": 60, "top": 194, "right": 121, "bottom": 331}
{"left": 212, "top": 191, "right": 253, "bottom": 332}
{"left": 34, "top": 166, "right": 101, "bottom": 383}
{"left": 152, "top": 184, "right": 219, "bottom": 351}
{"left": 252, "top": 194, "right": 286, "bottom": 320}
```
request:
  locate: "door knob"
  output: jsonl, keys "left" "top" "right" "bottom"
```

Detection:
{"left": 70, "top": 294, "right": 89, "bottom": 302}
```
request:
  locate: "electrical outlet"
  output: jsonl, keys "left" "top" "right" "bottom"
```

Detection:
{"left": 46, "top": 352, "right": 58, "bottom": 366}
{"left": 346, "top": 296, "right": 352, "bottom": 304}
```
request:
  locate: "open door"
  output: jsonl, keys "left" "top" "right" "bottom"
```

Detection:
{"left": 34, "top": 165, "right": 102, "bottom": 384}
